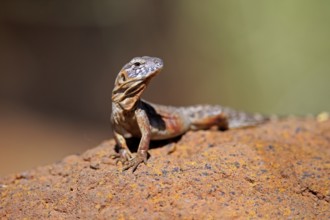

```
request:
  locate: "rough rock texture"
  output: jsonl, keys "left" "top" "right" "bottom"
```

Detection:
{"left": 1, "top": 118, "right": 330, "bottom": 219}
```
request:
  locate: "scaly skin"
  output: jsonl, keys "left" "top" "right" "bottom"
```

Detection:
{"left": 111, "top": 56, "right": 267, "bottom": 171}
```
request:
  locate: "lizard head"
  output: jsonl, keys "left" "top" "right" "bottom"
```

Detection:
{"left": 121, "top": 56, "right": 163, "bottom": 79}
{"left": 112, "top": 56, "right": 163, "bottom": 111}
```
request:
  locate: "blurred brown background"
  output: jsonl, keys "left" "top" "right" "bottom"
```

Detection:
{"left": 1, "top": 1, "right": 329, "bottom": 176}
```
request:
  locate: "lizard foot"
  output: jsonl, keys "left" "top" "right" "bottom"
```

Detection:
{"left": 122, "top": 152, "right": 147, "bottom": 172}
{"left": 110, "top": 149, "right": 132, "bottom": 164}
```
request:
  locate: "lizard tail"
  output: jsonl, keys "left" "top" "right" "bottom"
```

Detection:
{"left": 222, "top": 106, "right": 268, "bottom": 129}
{"left": 185, "top": 105, "right": 268, "bottom": 130}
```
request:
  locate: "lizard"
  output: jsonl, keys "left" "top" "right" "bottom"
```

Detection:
{"left": 111, "top": 56, "right": 268, "bottom": 171}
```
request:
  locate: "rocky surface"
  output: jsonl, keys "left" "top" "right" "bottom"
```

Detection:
{"left": 1, "top": 118, "right": 330, "bottom": 219}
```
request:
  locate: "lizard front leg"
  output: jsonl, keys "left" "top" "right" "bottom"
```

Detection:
{"left": 123, "top": 108, "right": 151, "bottom": 171}
{"left": 111, "top": 130, "right": 133, "bottom": 163}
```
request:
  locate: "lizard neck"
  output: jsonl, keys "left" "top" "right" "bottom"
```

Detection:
{"left": 111, "top": 75, "right": 151, "bottom": 112}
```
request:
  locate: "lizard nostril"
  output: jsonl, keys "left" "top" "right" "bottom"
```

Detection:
{"left": 154, "top": 59, "right": 163, "bottom": 67}
{"left": 134, "top": 62, "right": 141, "bottom": 67}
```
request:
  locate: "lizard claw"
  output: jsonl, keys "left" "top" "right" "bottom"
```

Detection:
{"left": 110, "top": 149, "right": 132, "bottom": 164}
{"left": 122, "top": 152, "right": 147, "bottom": 172}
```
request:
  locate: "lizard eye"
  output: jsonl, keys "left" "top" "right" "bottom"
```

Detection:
{"left": 133, "top": 62, "right": 141, "bottom": 67}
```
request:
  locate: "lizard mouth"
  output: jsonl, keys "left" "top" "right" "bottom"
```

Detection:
{"left": 146, "top": 68, "right": 161, "bottom": 78}
{"left": 127, "top": 67, "right": 162, "bottom": 79}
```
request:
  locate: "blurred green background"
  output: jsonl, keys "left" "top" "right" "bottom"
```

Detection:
{"left": 0, "top": 0, "right": 329, "bottom": 175}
